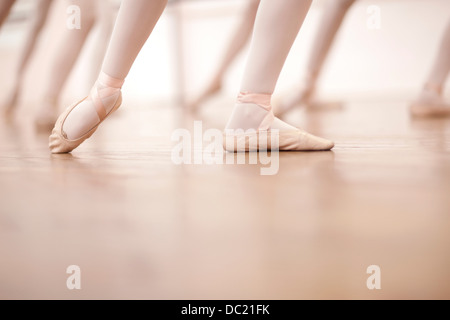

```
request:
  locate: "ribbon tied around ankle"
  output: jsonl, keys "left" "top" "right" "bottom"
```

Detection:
{"left": 91, "top": 72, "right": 125, "bottom": 120}
{"left": 237, "top": 91, "right": 275, "bottom": 131}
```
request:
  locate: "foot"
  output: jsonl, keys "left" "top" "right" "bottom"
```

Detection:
{"left": 2, "top": 89, "right": 19, "bottom": 118}
{"left": 224, "top": 92, "right": 334, "bottom": 152}
{"left": 49, "top": 72, "right": 124, "bottom": 154}
{"left": 35, "top": 98, "right": 58, "bottom": 131}
{"left": 304, "top": 100, "right": 344, "bottom": 111}
{"left": 410, "top": 90, "right": 450, "bottom": 117}
{"left": 186, "top": 78, "right": 222, "bottom": 113}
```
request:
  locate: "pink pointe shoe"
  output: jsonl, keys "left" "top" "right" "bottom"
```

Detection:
{"left": 49, "top": 72, "right": 123, "bottom": 154}
{"left": 223, "top": 92, "right": 334, "bottom": 152}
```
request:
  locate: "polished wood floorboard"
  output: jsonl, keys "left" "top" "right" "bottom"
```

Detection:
{"left": 1, "top": 94, "right": 449, "bottom": 300}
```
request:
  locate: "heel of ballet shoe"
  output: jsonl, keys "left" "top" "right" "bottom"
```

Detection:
{"left": 223, "top": 129, "right": 334, "bottom": 153}
{"left": 49, "top": 93, "right": 122, "bottom": 154}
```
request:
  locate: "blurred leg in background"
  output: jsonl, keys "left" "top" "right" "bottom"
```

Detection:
{"left": 187, "top": 0, "right": 260, "bottom": 113}
{"left": 410, "top": 20, "right": 450, "bottom": 117}
{"left": 276, "top": 0, "right": 356, "bottom": 117}
{"left": 224, "top": 0, "right": 334, "bottom": 152}
{"left": 50, "top": 0, "right": 168, "bottom": 153}
{"left": 0, "top": 0, "right": 15, "bottom": 28}
{"left": 84, "top": 0, "right": 117, "bottom": 90}
{"left": 3, "top": 0, "right": 53, "bottom": 117}
{"left": 37, "top": 0, "right": 115, "bottom": 130}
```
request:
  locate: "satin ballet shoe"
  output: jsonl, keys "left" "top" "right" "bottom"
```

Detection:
{"left": 223, "top": 92, "right": 334, "bottom": 152}
{"left": 49, "top": 72, "right": 124, "bottom": 154}
{"left": 223, "top": 129, "right": 334, "bottom": 152}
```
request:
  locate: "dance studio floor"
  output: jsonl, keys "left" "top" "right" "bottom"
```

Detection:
{"left": 1, "top": 89, "right": 450, "bottom": 299}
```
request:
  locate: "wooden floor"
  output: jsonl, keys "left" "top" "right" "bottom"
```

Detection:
{"left": 1, "top": 92, "right": 450, "bottom": 300}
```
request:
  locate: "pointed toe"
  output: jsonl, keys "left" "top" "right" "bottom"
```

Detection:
{"left": 47, "top": 94, "right": 122, "bottom": 154}
{"left": 304, "top": 132, "right": 334, "bottom": 151}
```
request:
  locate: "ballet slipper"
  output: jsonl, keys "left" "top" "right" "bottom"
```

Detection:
{"left": 223, "top": 92, "right": 334, "bottom": 152}
{"left": 49, "top": 72, "right": 123, "bottom": 154}
{"left": 410, "top": 90, "right": 450, "bottom": 117}
{"left": 224, "top": 129, "right": 335, "bottom": 152}
{"left": 410, "top": 101, "right": 450, "bottom": 117}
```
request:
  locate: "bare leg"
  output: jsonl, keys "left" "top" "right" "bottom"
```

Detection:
{"left": 0, "top": 0, "right": 15, "bottom": 28}
{"left": 188, "top": 0, "right": 260, "bottom": 112}
{"left": 410, "top": 20, "right": 450, "bottom": 117}
{"left": 50, "top": 0, "right": 168, "bottom": 153}
{"left": 277, "top": 0, "right": 356, "bottom": 116}
{"left": 3, "top": 0, "right": 53, "bottom": 116}
{"left": 225, "top": 0, "right": 334, "bottom": 151}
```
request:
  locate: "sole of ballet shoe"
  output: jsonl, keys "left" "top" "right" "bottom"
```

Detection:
{"left": 410, "top": 102, "right": 450, "bottom": 118}
{"left": 49, "top": 93, "right": 122, "bottom": 154}
{"left": 223, "top": 129, "right": 334, "bottom": 152}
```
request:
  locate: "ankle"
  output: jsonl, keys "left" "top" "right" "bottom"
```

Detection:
{"left": 88, "top": 72, "right": 124, "bottom": 117}
{"left": 97, "top": 71, "right": 124, "bottom": 90}
{"left": 225, "top": 92, "right": 274, "bottom": 131}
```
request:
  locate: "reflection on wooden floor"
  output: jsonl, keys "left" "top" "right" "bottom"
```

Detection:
{"left": 1, "top": 94, "right": 450, "bottom": 299}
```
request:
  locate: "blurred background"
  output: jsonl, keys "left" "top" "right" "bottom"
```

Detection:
{"left": 0, "top": 0, "right": 449, "bottom": 111}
